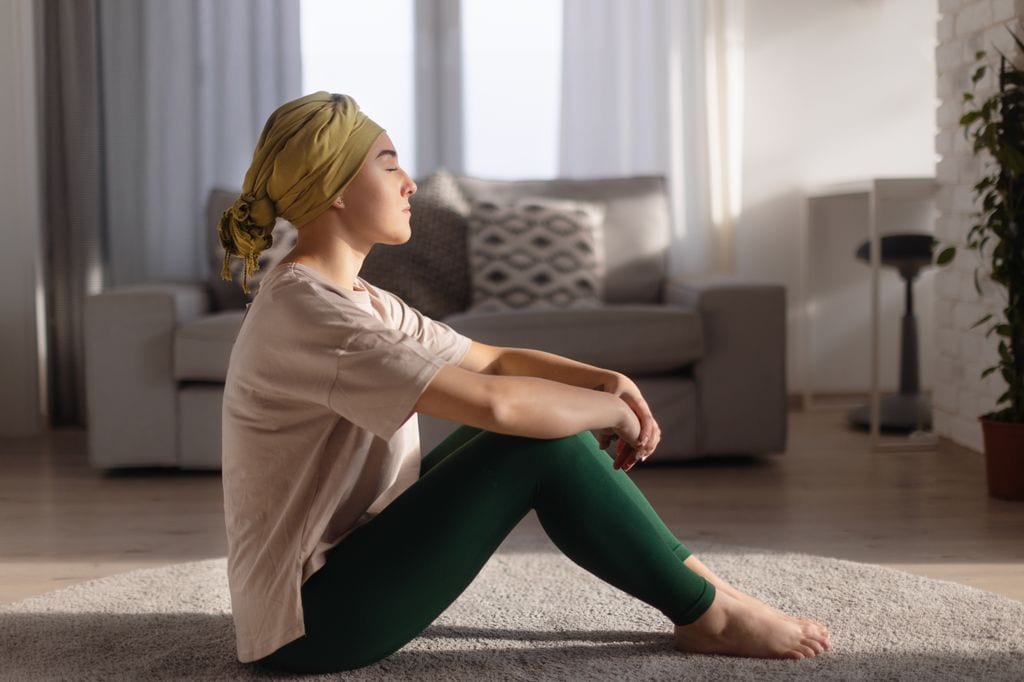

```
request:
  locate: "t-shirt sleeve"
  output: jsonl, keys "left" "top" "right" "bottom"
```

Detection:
{"left": 327, "top": 320, "right": 448, "bottom": 442}
{"left": 262, "top": 283, "right": 454, "bottom": 442}
{"left": 369, "top": 283, "right": 473, "bottom": 367}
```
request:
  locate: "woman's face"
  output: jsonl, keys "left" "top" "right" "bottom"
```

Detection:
{"left": 340, "top": 131, "right": 417, "bottom": 245}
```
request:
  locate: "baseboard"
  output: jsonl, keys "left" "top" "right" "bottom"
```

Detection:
{"left": 787, "top": 390, "right": 934, "bottom": 412}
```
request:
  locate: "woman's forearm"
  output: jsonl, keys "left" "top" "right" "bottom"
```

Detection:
{"left": 488, "top": 374, "right": 627, "bottom": 439}
{"left": 495, "top": 347, "right": 617, "bottom": 391}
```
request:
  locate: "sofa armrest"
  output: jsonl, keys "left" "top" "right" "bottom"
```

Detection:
{"left": 663, "top": 274, "right": 787, "bottom": 456}
{"left": 83, "top": 280, "right": 210, "bottom": 469}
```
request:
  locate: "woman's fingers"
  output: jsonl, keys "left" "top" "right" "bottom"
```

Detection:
{"left": 623, "top": 445, "right": 645, "bottom": 471}
{"left": 614, "top": 439, "right": 636, "bottom": 470}
{"left": 616, "top": 439, "right": 648, "bottom": 471}
{"left": 613, "top": 439, "right": 626, "bottom": 469}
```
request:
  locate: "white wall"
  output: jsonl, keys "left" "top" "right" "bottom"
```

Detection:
{"left": 0, "top": 0, "right": 45, "bottom": 437}
{"left": 737, "top": 0, "right": 940, "bottom": 403}
{"left": 933, "top": 0, "right": 1022, "bottom": 453}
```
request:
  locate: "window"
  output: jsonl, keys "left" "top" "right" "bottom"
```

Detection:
{"left": 461, "top": 0, "right": 562, "bottom": 179}
{"left": 300, "top": 0, "right": 562, "bottom": 180}
{"left": 300, "top": 0, "right": 417, "bottom": 176}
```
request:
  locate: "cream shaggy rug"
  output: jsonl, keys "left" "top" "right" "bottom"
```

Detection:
{"left": 1, "top": 537, "right": 1022, "bottom": 681}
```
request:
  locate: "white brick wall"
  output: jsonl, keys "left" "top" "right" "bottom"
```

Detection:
{"left": 933, "top": 0, "right": 1023, "bottom": 453}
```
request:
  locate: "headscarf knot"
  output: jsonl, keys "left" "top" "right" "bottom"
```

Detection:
{"left": 218, "top": 190, "right": 283, "bottom": 293}
{"left": 230, "top": 195, "right": 253, "bottom": 223}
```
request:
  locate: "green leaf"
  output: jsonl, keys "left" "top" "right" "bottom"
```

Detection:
{"left": 1003, "top": 145, "right": 1024, "bottom": 174}
{"left": 972, "top": 313, "right": 993, "bottom": 329}
{"left": 996, "top": 324, "right": 1012, "bottom": 337}
{"left": 984, "top": 190, "right": 999, "bottom": 211}
{"left": 981, "top": 365, "right": 998, "bottom": 379}
{"left": 998, "top": 340, "right": 1012, "bottom": 364}
{"left": 972, "top": 65, "right": 987, "bottom": 84}
{"left": 960, "top": 111, "right": 982, "bottom": 127}
{"left": 936, "top": 246, "right": 956, "bottom": 265}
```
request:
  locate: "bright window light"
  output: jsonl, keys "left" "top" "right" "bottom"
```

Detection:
{"left": 461, "top": 0, "right": 562, "bottom": 179}
{"left": 300, "top": 0, "right": 417, "bottom": 176}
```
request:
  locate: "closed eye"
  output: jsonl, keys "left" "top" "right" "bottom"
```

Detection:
{"left": 386, "top": 168, "right": 398, "bottom": 172}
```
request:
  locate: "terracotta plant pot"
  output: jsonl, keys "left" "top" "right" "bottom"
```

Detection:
{"left": 979, "top": 417, "right": 1024, "bottom": 500}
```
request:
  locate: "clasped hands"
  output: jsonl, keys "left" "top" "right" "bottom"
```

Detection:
{"left": 590, "top": 371, "right": 662, "bottom": 473}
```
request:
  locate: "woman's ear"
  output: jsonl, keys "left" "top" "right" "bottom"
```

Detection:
{"left": 334, "top": 195, "right": 345, "bottom": 209}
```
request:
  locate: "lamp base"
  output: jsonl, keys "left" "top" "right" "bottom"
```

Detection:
{"left": 847, "top": 393, "right": 933, "bottom": 433}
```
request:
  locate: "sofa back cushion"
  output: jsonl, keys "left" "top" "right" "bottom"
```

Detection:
{"left": 456, "top": 174, "right": 671, "bottom": 304}
{"left": 358, "top": 168, "right": 473, "bottom": 320}
{"left": 465, "top": 196, "right": 606, "bottom": 313}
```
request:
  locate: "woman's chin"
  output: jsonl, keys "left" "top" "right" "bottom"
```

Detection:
{"left": 393, "top": 225, "right": 413, "bottom": 244}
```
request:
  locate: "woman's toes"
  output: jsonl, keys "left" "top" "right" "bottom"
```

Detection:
{"left": 803, "top": 637, "right": 825, "bottom": 655}
{"left": 795, "top": 643, "right": 817, "bottom": 658}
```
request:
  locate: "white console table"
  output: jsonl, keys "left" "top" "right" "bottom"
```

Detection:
{"left": 797, "top": 177, "right": 939, "bottom": 452}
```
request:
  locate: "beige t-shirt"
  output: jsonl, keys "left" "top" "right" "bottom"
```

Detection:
{"left": 221, "top": 261, "right": 473, "bottom": 663}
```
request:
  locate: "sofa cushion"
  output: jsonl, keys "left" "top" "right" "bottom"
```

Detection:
{"left": 205, "top": 187, "right": 299, "bottom": 311}
{"left": 358, "top": 168, "right": 473, "bottom": 320}
{"left": 465, "top": 196, "right": 606, "bottom": 313}
{"left": 456, "top": 174, "right": 671, "bottom": 305}
{"left": 442, "top": 304, "right": 703, "bottom": 376}
{"left": 174, "top": 311, "right": 245, "bottom": 381}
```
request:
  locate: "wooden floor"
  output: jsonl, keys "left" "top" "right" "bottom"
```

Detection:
{"left": 1, "top": 407, "right": 1022, "bottom": 606}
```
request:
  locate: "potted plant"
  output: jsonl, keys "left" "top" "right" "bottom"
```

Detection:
{"left": 934, "top": 26, "right": 1024, "bottom": 500}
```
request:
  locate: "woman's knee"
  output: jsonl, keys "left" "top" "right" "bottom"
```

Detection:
{"left": 482, "top": 429, "right": 599, "bottom": 464}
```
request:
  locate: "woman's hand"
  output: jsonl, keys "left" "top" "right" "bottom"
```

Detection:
{"left": 590, "top": 371, "right": 663, "bottom": 471}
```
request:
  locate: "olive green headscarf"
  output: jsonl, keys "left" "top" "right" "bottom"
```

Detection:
{"left": 218, "top": 91, "right": 385, "bottom": 293}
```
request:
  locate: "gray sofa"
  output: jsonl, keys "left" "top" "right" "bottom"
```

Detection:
{"left": 83, "top": 172, "right": 787, "bottom": 471}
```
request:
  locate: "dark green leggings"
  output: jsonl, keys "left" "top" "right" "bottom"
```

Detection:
{"left": 257, "top": 426, "right": 715, "bottom": 674}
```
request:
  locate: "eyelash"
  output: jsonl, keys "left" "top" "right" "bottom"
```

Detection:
{"left": 387, "top": 168, "right": 398, "bottom": 172}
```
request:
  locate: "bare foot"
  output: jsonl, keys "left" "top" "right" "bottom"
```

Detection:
{"left": 733, "top": 591, "right": 830, "bottom": 647}
{"left": 673, "top": 588, "right": 829, "bottom": 660}
{"left": 682, "top": 555, "right": 830, "bottom": 646}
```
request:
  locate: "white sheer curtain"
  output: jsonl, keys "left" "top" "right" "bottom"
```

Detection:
{"left": 36, "top": 0, "right": 301, "bottom": 425}
{"left": 100, "top": 0, "right": 302, "bottom": 286}
{"left": 559, "top": 0, "right": 742, "bottom": 278}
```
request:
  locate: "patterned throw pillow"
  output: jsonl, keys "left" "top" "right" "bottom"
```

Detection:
{"left": 207, "top": 214, "right": 298, "bottom": 311}
{"left": 466, "top": 196, "right": 606, "bottom": 313}
{"left": 359, "top": 167, "right": 473, "bottom": 320}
